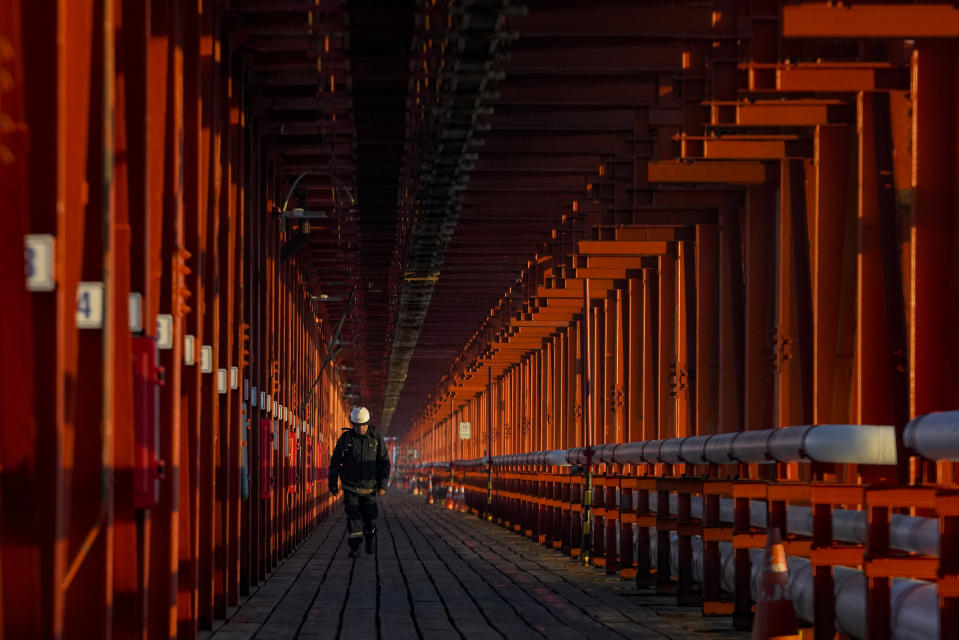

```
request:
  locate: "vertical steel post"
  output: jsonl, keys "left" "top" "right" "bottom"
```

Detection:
{"left": 450, "top": 394, "right": 454, "bottom": 488}
{"left": 487, "top": 366, "right": 493, "bottom": 521}
{"left": 581, "top": 278, "right": 593, "bottom": 565}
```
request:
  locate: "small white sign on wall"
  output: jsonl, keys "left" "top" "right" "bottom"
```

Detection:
{"left": 201, "top": 346, "right": 213, "bottom": 373}
{"left": 128, "top": 292, "right": 143, "bottom": 332}
{"left": 459, "top": 421, "right": 471, "bottom": 440}
{"left": 156, "top": 314, "right": 173, "bottom": 349}
{"left": 76, "top": 282, "right": 105, "bottom": 329}
{"left": 25, "top": 234, "right": 55, "bottom": 292}
{"left": 184, "top": 335, "right": 195, "bottom": 365}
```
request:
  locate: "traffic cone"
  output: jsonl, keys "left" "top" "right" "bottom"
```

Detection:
{"left": 751, "top": 528, "right": 799, "bottom": 640}
{"left": 412, "top": 476, "right": 420, "bottom": 495}
{"left": 444, "top": 485, "right": 454, "bottom": 510}
{"left": 427, "top": 475, "right": 434, "bottom": 505}
{"left": 457, "top": 485, "right": 468, "bottom": 513}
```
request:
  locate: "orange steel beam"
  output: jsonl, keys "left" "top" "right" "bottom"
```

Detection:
{"left": 782, "top": 3, "right": 959, "bottom": 38}
{"left": 647, "top": 160, "right": 775, "bottom": 184}
{"left": 8, "top": 2, "right": 352, "bottom": 637}
{"left": 577, "top": 240, "right": 670, "bottom": 256}
{"left": 114, "top": 0, "right": 150, "bottom": 635}
{"left": 2, "top": 1, "right": 48, "bottom": 636}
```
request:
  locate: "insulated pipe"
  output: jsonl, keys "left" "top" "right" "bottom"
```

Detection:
{"left": 453, "top": 456, "right": 490, "bottom": 467}
{"left": 703, "top": 432, "right": 739, "bottom": 464}
{"left": 903, "top": 410, "right": 959, "bottom": 460}
{"left": 638, "top": 528, "right": 938, "bottom": 639}
{"left": 642, "top": 439, "right": 666, "bottom": 463}
{"left": 592, "top": 443, "right": 618, "bottom": 464}
{"left": 544, "top": 449, "right": 571, "bottom": 466}
{"left": 473, "top": 448, "right": 936, "bottom": 554}
{"left": 679, "top": 435, "right": 711, "bottom": 464}
{"left": 732, "top": 430, "right": 774, "bottom": 462}
{"left": 463, "top": 450, "right": 940, "bottom": 637}
{"left": 610, "top": 441, "right": 645, "bottom": 464}
{"left": 797, "top": 424, "right": 897, "bottom": 465}
{"left": 659, "top": 437, "right": 686, "bottom": 464}
{"left": 642, "top": 492, "right": 938, "bottom": 557}
{"left": 484, "top": 424, "right": 897, "bottom": 469}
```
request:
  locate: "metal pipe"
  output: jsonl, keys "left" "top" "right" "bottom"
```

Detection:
{"left": 482, "top": 424, "right": 897, "bottom": 468}
{"left": 903, "top": 410, "right": 959, "bottom": 460}
{"left": 640, "top": 492, "right": 939, "bottom": 557}
{"left": 457, "top": 446, "right": 941, "bottom": 638}
{"left": 637, "top": 528, "right": 938, "bottom": 639}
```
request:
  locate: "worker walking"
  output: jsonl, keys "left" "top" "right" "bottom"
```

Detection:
{"left": 328, "top": 406, "right": 391, "bottom": 557}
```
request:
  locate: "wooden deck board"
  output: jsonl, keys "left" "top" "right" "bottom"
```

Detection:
{"left": 208, "top": 490, "right": 749, "bottom": 640}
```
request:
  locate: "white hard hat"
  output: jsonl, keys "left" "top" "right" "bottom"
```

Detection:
{"left": 350, "top": 406, "right": 371, "bottom": 425}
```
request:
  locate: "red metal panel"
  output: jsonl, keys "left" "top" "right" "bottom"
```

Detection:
{"left": 910, "top": 41, "right": 959, "bottom": 482}
{"left": 1, "top": 1, "right": 44, "bottom": 636}
{"left": 782, "top": 4, "right": 959, "bottom": 38}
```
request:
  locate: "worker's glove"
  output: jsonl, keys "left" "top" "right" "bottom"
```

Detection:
{"left": 374, "top": 484, "right": 386, "bottom": 497}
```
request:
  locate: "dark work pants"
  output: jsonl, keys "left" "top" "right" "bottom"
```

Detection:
{"left": 344, "top": 491, "right": 377, "bottom": 547}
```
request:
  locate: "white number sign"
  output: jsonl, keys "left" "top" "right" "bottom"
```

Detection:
{"left": 156, "top": 314, "right": 173, "bottom": 349}
{"left": 25, "top": 234, "right": 55, "bottom": 292}
{"left": 128, "top": 292, "right": 143, "bottom": 332}
{"left": 459, "top": 421, "right": 471, "bottom": 440}
{"left": 184, "top": 334, "right": 196, "bottom": 365}
{"left": 76, "top": 282, "right": 105, "bottom": 329}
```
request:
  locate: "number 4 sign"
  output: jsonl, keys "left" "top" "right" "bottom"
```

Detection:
{"left": 76, "top": 282, "right": 105, "bottom": 329}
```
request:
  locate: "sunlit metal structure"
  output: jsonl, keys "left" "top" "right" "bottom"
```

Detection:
{"left": 2, "top": 1, "right": 959, "bottom": 639}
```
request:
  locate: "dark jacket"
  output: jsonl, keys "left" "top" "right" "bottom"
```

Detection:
{"left": 329, "top": 426, "right": 391, "bottom": 495}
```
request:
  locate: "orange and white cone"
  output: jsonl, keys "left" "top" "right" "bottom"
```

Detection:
{"left": 458, "top": 485, "right": 468, "bottom": 512}
{"left": 412, "top": 477, "right": 420, "bottom": 495}
{"left": 427, "top": 475, "right": 434, "bottom": 504}
{"left": 444, "top": 485, "right": 454, "bottom": 510}
{"left": 751, "top": 528, "right": 799, "bottom": 640}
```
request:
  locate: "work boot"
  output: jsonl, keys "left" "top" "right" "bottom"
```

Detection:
{"left": 364, "top": 529, "right": 376, "bottom": 555}
{"left": 348, "top": 536, "right": 362, "bottom": 558}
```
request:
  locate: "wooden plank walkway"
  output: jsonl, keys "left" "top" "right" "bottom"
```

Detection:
{"left": 207, "top": 490, "right": 749, "bottom": 640}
